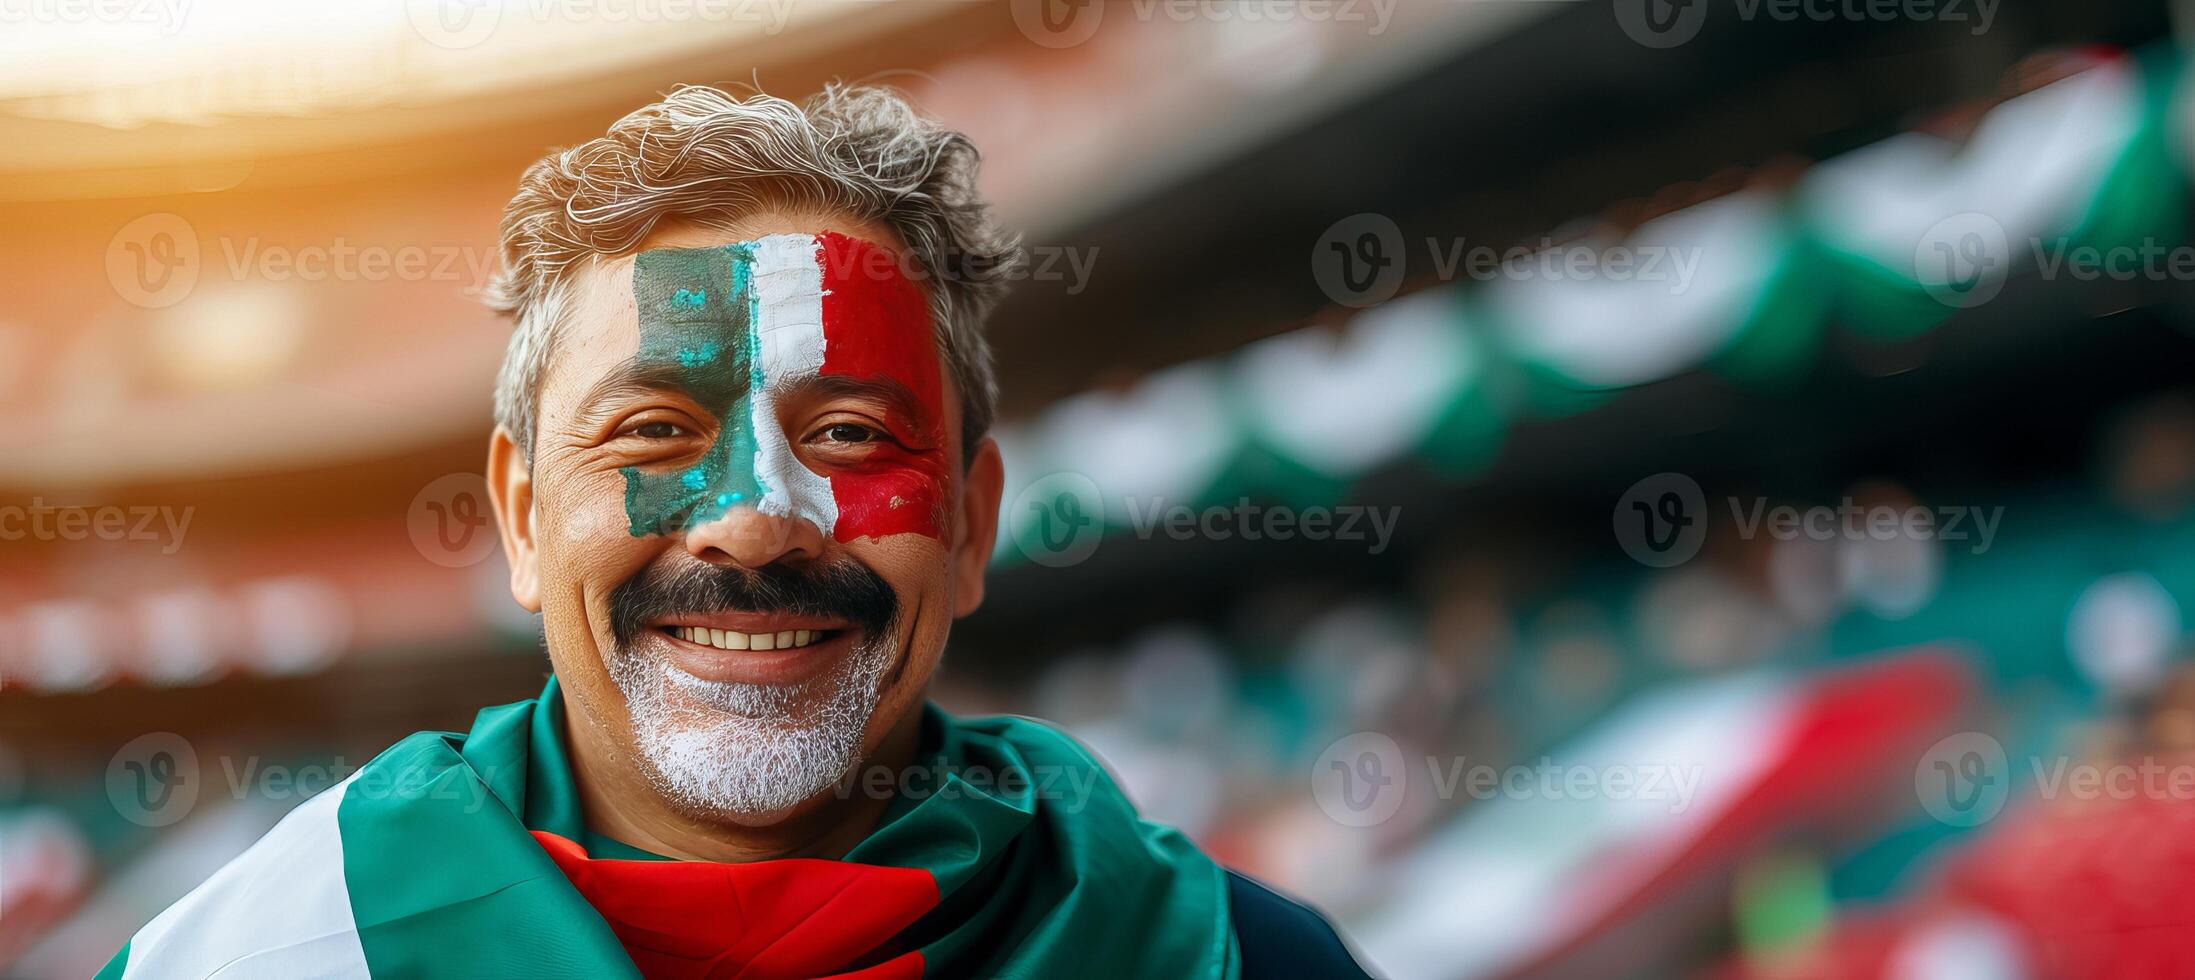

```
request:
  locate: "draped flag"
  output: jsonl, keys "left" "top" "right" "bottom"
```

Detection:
{"left": 98, "top": 678, "right": 1240, "bottom": 978}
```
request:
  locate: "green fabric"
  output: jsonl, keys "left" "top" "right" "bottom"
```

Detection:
{"left": 338, "top": 702, "right": 639, "bottom": 977}
{"left": 333, "top": 676, "right": 1237, "bottom": 977}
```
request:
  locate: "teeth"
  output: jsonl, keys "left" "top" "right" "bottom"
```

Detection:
{"left": 677, "top": 626, "right": 824, "bottom": 652}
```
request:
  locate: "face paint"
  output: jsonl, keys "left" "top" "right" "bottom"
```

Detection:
{"left": 622, "top": 232, "right": 949, "bottom": 543}
{"left": 815, "top": 232, "right": 950, "bottom": 541}
{"left": 622, "top": 245, "right": 767, "bottom": 536}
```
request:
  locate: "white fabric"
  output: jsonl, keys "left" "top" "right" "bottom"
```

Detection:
{"left": 121, "top": 773, "right": 367, "bottom": 979}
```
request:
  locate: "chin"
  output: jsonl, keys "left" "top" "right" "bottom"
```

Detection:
{"left": 608, "top": 630, "right": 894, "bottom": 818}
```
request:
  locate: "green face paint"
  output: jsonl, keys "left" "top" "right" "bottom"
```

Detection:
{"left": 621, "top": 245, "right": 768, "bottom": 536}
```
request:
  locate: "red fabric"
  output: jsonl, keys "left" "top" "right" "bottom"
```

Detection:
{"left": 1724, "top": 793, "right": 2195, "bottom": 980}
{"left": 532, "top": 830, "right": 938, "bottom": 980}
{"left": 1937, "top": 789, "right": 2195, "bottom": 979}
{"left": 1525, "top": 649, "right": 1972, "bottom": 975}
{"left": 815, "top": 231, "right": 951, "bottom": 543}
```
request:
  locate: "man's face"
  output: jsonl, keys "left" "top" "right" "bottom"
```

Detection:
{"left": 491, "top": 214, "right": 1000, "bottom": 822}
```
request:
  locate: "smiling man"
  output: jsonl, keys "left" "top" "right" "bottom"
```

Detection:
{"left": 98, "top": 85, "right": 1366, "bottom": 979}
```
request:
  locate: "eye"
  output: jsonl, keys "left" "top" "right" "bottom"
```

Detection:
{"left": 628, "top": 420, "right": 687, "bottom": 440}
{"left": 820, "top": 422, "right": 877, "bottom": 444}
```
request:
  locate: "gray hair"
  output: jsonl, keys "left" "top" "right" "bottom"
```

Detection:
{"left": 485, "top": 83, "right": 1019, "bottom": 463}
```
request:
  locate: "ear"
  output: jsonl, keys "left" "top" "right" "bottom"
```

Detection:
{"left": 486, "top": 427, "right": 542, "bottom": 612}
{"left": 950, "top": 436, "right": 1004, "bottom": 618}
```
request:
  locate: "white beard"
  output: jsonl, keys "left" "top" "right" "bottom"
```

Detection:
{"left": 607, "top": 636, "right": 892, "bottom": 816}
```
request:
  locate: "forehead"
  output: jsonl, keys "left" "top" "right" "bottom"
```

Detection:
{"left": 537, "top": 216, "right": 928, "bottom": 420}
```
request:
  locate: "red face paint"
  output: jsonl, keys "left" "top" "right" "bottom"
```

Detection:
{"left": 816, "top": 232, "right": 952, "bottom": 543}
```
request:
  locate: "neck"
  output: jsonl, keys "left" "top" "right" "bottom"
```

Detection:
{"left": 565, "top": 700, "right": 924, "bottom": 863}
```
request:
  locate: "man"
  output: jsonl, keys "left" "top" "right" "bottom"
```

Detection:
{"left": 99, "top": 85, "right": 1367, "bottom": 978}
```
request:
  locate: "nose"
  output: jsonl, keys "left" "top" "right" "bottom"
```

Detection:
{"left": 681, "top": 503, "right": 826, "bottom": 570}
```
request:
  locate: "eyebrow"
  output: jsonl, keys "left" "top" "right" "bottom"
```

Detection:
{"left": 570, "top": 361, "right": 922, "bottom": 426}
{"left": 792, "top": 373, "right": 926, "bottom": 422}
{"left": 568, "top": 356, "right": 737, "bottom": 429}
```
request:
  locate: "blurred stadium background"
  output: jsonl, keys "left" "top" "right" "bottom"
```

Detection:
{"left": 6, "top": 1, "right": 2195, "bottom": 976}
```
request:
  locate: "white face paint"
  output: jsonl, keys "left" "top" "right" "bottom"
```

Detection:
{"left": 607, "top": 631, "right": 892, "bottom": 816}
{"left": 746, "top": 234, "right": 840, "bottom": 533}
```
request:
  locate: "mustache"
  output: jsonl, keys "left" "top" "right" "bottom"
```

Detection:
{"left": 608, "top": 556, "right": 899, "bottom": 649}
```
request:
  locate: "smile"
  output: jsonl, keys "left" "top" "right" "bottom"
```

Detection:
{"left": 663, "top": 626, "right": 836, "bottom": 652}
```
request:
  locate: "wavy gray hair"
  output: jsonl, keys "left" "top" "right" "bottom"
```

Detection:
{"left": 485, "top": 84, "right": 1019, "bottom": 463}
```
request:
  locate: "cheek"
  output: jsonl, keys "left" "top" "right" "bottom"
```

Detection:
{"left": 846, "top": 535, "right": 954, "bottom": 620}
{"left": 534, "top": 472, "right": 657, "bottom": 622}
{"left": 826, "top": 451, "right": 953, "bottom": 544}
